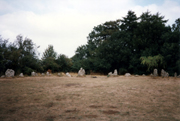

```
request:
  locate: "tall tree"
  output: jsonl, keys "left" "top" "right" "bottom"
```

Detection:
{"left": 42, "top": 45, "right": 58, "bottom": 72}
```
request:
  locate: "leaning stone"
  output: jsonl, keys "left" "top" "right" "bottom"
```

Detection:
{"left": 5, "top": 69, "right": 15, "bottom": 77}
{"left": 125, "top": 73, "right": 131, "bottom": 77}
{"left": 19, "top": 73, "right": 24, "bottom": 77}
{"left": 66, "top": 72, "right": 71, "bottom": 77}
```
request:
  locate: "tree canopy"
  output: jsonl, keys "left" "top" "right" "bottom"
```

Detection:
{"left": 0, "top": 10, "right": 179, "bottom": 76}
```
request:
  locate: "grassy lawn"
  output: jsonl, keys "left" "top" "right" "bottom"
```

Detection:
{"left": 0, "top": 75, "right": 179, "bottom": 121}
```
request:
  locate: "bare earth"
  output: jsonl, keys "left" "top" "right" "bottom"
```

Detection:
{"left": 0, "top": 75, "right": 180, "bottom": 121}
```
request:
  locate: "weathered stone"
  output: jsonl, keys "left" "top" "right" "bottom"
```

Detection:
{"left": 31, "top": 71, "right": 35, "bottom": 76}
{"left": 174, "top": 72, "right": 177, "bottom": 78}
{"left": 125, "top": 73, "right": 131, "bottom": 77}
{"left": 161, "top": 69, "right": 165, "bottom": 78}
{"left": 153, "top": 69, "right": 158, "bottom": 77}
{"left": 78, "top": 67, "right": 85, "bottom": 76}
{"left": 5, "top": 69, "right": 15, "bottom": 77}
{"left": 1, "top": 75, "right": 5, "bottom": 78}
{"left": 108, "top": 72, "right": 112, "bottom": 76}
{"left": 57, "top": 73, "right": 61, "bottom": 76}
{"left": 142, "top": 74, "right": 146, "bottom": 76}
{"left": 41, "top": 73, "right": 45, "bottom": 76}
{"left": 46, "top": 72, "right": 49, "bottom": 76}
{"left": 164, "top": 72, "right": 169, "bottom": 78}
{"left": 161, "top": 69, "right": 169, "bottom": 78}
{"left": 19, "top": 73, "right": 24, "bottom": 77}
{"left": 135, "top": 74, "right": 139, "bottom": 77}
{"left": 66, "top": 72, "right": 71, "bottom": 77}
{"left": 113, "top": 69, "right": 118, "bottom": 76}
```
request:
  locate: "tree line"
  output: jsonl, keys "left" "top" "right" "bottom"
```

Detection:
{"left": 0, "top": 10, "right": 179, "bottom": 76}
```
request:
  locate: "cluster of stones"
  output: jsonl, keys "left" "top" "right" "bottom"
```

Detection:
{"left": 1, "top": 68, "right": 180, "bottom": 78}
{"left": 108, "top": 69, "right": 118, "bottom": 76}
{"left": 78, "top": 67, "right": 85, "bottom": 77}
{"left": 161, "top": 69, "right": 169, "bottom": 78}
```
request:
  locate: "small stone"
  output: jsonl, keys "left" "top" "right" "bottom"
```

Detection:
{"left": 19, "top": 73, "right": 24, "bottom": 77}
{"left": 125, "top": 73, "right": 131, "bottom": 77}
{"left": 66, "top": 72, "right": 71, "bottom": 77}
{"left": 46, "top": 72, "right": 49, "bottom": 76}
{"left": 1, "top": 75, "right": 5, "bottom": 78}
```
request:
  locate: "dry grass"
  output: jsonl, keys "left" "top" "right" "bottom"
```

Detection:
{"left": 0, "top": 75, "right": 180, "bottom": 121}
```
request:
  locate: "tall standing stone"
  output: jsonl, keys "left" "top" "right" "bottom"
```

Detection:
{"left": 5, "top": 69, "right": 15, "bottom": 77}
{"left": 153, "top": 69, "right": 158, "bottom": 77}
{"left": 113, "top": 69, "right": 118, "bottom": 76}
{"left": 78, "top": 67, "right": 85, "bottom": 76}
{"left": 161, "top": 69, "right": 165, "bottom": 78}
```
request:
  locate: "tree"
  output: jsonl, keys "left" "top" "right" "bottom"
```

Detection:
{"left": 140, "top": 54, "right": 164, "bottom": 72}
{"left": 42, "top": 45, "right": 58, "bottom": 72}
{"left": 56, "top": 54, "right": 72, "bottom": 72}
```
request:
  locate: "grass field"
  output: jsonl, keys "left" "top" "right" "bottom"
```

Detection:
{"left": 0, "top": 75, "right": 180, "bottom": 121}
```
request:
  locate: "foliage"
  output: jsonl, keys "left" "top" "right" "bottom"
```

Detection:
{"left": 140, "top": 55, "right": 164, "bottom": 71}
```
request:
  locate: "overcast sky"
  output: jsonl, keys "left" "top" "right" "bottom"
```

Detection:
{"left": 0, "top": 0, "right": 180, "bottom": 58}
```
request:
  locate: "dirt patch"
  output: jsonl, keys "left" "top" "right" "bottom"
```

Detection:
{"left": 65, "top": 83, "right": 81, "bottom": 87}
{"left": 102, "top": 110, "right": 120, "bottom": 115}
{"left": 108, "top": 106, "right": 118, "bottom": 108}
{"left": 0, "top": 76, "right": 179, "bottom": 121}
{"left": 45, "top": 102, "right": 54, "bottom": 108}
{"left": 65, "top": 109, "right": 79, "bottom": 113}
{"left": 89, "top": 105, "right": 103, "bottom": 108}
{"left": 84, "top": 114, "right": 98, "bottom": 118}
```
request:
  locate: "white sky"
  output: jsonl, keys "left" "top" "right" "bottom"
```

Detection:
{"left": 0, "top": 0, "right": 180, "bottom": 58}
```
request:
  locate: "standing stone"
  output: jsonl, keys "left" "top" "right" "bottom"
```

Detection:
{"left": 57, "top": 73, "right": 61, "bottom": 76}
{"left": 5, "top": 69, "right": 15, "bottom": 77}
{"left": 113, "top": 69, "right": 118, "bottom": 76}
{"left": 161, "top": 69, "right": 165, "bottom": 78}
{"left": 31, "top": 71, "right": 35, "bottom": 76}
{"left": 78, "top": 67, "right": 85, "bottom": 76}
{"left": 41, "top": 73, "right": 45, "bottom": 76}
{"left": 174, "top": 72, "right": 177, "bottom": 78}
{"left": 164, "top": 72, "right": 169, "bottom": 78}
{"left": 153, "top": 69, "right": 158, "bottom": 77}
{"left": 46, "top": 72, "right": 49, "bottom": 76}
{"left": 66, "top": 72, "right": 71, "bottom": 77}
{"left": 19, "top": 73, "right": 24, "bottom": 77}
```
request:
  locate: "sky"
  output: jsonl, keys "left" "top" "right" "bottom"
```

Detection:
{"left": 0, "top": 0, "right": 180, "bottom": 58}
